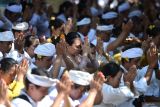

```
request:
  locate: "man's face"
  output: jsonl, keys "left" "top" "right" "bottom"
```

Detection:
{"left": 69, "top": 84, "right": 88, "bottom": 100}
{"left": 41, "top": 56, "right": 54, "bottom": 69}
{"left": 0, "top": 41, "right": 13, "bottom": 53}
{"left": 29, "top": 85, "right": 49, "bottom": 102}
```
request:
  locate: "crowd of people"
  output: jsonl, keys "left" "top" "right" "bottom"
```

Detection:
{"left": 0, "top": 0, "right": 160, "bottom": 107}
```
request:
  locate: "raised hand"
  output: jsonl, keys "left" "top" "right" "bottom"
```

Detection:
{"left": 64, "top": 18, "right": 73, "bottom": 35}
{"left": 16, "top": 58, "right": 29, "bottom": 82}
{"left": 82, "top": 37, "right": 91, "bottom": 57}
{"left": 0, "top": 79, "right": 8, "bottom": 104}
{"left": 123, "top": 65, "right": 137, "bottom": 85}
{"left": 56, "top": 40, "right": 68, "bottom": 56}
{"left": 91, "top": 72, "right": 105, "bottom": 92}
{"left": 56, "top": 71, "right": 72, "bottom": 94}
{"left": 96, "top": 37, "right": 104, "bottom": 55}
{"left": 147, "top": 42, "right": 158, "bottom": 69}
{"left": 122, "top": 19, "right": 133, "bottom": 33}
{"left": 141, "top": 37, "right": 152, "bottom": 52}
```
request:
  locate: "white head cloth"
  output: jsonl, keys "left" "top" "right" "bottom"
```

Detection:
{"left": 121, "top": 48, "right": 143, "bottom": 58}
{"left": 69, "top": 70, "right": 93, "bottom": 86}
{"left": 34, "top": 43, "right": 56, "bottom": 56}
{"left": 118, "top": 2, "right": 130, "bottom": 13}
{"left": 0, "top": 31, "right": 14, "bottom": 41}
{"left": 12, "top": 22, "right": 29, "bottom": 31}
{"left": 128, "top": 10, "right": 142, "bottom": 18}
{"left": 77, "top": 18, "right": 91, "bottom": 26}
{"left": 26, "top": 71, "right": 58, "bottom": 87}
{"left": 102, "top": 12, "right": 118, "bottom": 19}
{"left": 96, "top": 25, "right": 114, "bottom": 31}
{"left": 6, "top": 4, "right": 22, "bottom": 13}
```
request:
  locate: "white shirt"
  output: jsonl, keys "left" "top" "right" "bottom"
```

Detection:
{"left": 38, "top": 87, "right": 76, "bottom": 107}
{"left": 12, "top": 90, "right": 37, "bottom": 107}
{"left": 95, "top": 83, "right": 134, "bottom": 107}
{"left": 78, "top": 29, "right": 96, "bottom": 43}
{"left": 136, "top": 64, "right": 160, "bottom": 97}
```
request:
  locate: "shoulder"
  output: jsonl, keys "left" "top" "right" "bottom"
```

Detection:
{"left": 12, "top": 98, "right": 32, "bottom": 107}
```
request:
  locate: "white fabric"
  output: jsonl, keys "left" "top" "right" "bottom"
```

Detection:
{"left": 77, "top": 18, "right": 91, "bottom": 26}
{"left": 136, "top": 65, "right": 160, "bottom": 97}
{"left": 0, "top": 20, "right": 4, "bottom": 28}
{"left": 29, "top": 13, "right": 50, "bottom": 37}
{"left": 6, "top": 4, "right": 22, "bottom": 13}
{"left": 12, "top": 90, "right": 37, "bottom": 107}
{"left": 57, "top": 13, "right": 67, "bottom": 23}
{"left": 96, "top": 25, "right": 114, "bottom": 31}
{"left": 133, "top": 77, "right": 149, "bottom": 93}
{"left": 0, "top": 31, "right": 14, "bottom": 41}
{"left": 0, "top": 104, "right": 6, "bottom": 107}
{"left": 110, "top": 0, "right": 118, "bottom": 9}
{"left": 118, "top": 2, "right": 130, "bottom": 13}
{"left": 78, "top": 29, "right": 96, "bottom": 42}
{"left": 91, "top": 37, "right": 116, "bottom": 54}
{"left": 95, "top": 83, "right": 134, "bottom": 107}
{"left": 0, "top": 52, "right": 3, "bottom": 61}
{"left": 12, "top": 22, "right": 29, "bottom": 31}
{"left": 0, "top": 15, "right": 13, "bottom": 30}
{"left": 26, "top": 72, "right": 58, "bottom": 87}
{"left": 69, "top": 70, "right": 93, "bottom": 86}
{"left": 87, "top": 28, "right": 96, "bottom": 42}
{"left": 34, "top": 43, "right": 56, "bottom": 56}
{"left": 128, "top": 10, "right": 142, "bottom": 18}
{"left": 4, "top": 50, "right": 19, "bottom": 61}
{"left": 121, "top": 48, "right": 143, "bottom": 58}
{"left": 90, "top": 7, "right": 99, "bottom": 16}
{"left": 38, "top": 86, "right": 79, "bottom": 107}
{"left": 102, "top": 12, "right": 118, "bottom": 19}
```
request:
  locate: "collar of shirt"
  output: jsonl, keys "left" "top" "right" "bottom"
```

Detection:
{"left": 21, "top": 89, "right": 37, "bottom": 107}
{"left": 120, "top": 64, "right": 128, "bottom": 73}
{"left": 77, "top": 32, "right": 85, "bottom": 42}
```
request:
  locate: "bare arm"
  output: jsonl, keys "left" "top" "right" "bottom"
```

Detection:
{"left": 106, "top": 20, "right": 133, "bottom": 53}
{"left": 52, "top": 55, "right": 62, "bottom": 78}
{"left": 145, "top": 42, "right": 158, "bottom": 85}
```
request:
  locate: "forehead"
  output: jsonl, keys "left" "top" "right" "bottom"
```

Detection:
{"left": 72, "top": 38, "right": 82, "bottom": 45}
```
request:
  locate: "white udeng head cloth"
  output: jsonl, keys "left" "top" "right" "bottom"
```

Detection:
{"left": 0, "top": 31, "right": 14, "bottom": 41}
{"left": 6, "top": 4, "right": 22, "bottom": 13}
{"left": 118, "top": 2, "right": 130, "bottom": 13}
{"left": 102, "top": 11, "right": 118, "bottom": 19}
{"left": 34, "top": 43, "right": 56, "bottom": 56}
{"left": 121, "top": 48, "right": 143, "bottom": 58}
{"left": 26, "top": 72, "right": 58, "bottom": 87}
{"left": 12, "top": 22, "right": 29, "bottom": 31}
{"left": 77, "top": 18, "right": 91, "bottom": 26}
{"left": 96, "top": 25, "right": 114, "bottom": 31}
{"left": 69, "top": 70, "right": 93, "bottom": 86}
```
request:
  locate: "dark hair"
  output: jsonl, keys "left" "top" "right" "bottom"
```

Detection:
{"left": 65, "top": 32, "right": 81, "bottom": 45}
{"left": 58, "top": 1, "right": 73, "bottom": 14}
{"left": 122, "top": 43, "right": 141, "bottom": 52}
{"left": 24, "top": 68, "right": 49, "bottom": 90}
{"left": 24, "top": 35, "right": 38, "bottom": 48}
{"left": 49, "top": 18, "right": 64, "bottom": 30}
{"left": 0, "top": 58, "right": 17, "bottom": 73}
{"left": 99, "top": 62, "right": 121, "bottom": 78}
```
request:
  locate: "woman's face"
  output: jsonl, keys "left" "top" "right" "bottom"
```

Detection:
{"left": 67, "top": 38, "right": 82, "bottom": 56}
{"left": 0, "top": 65, "right": 17, "bottom": 85}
